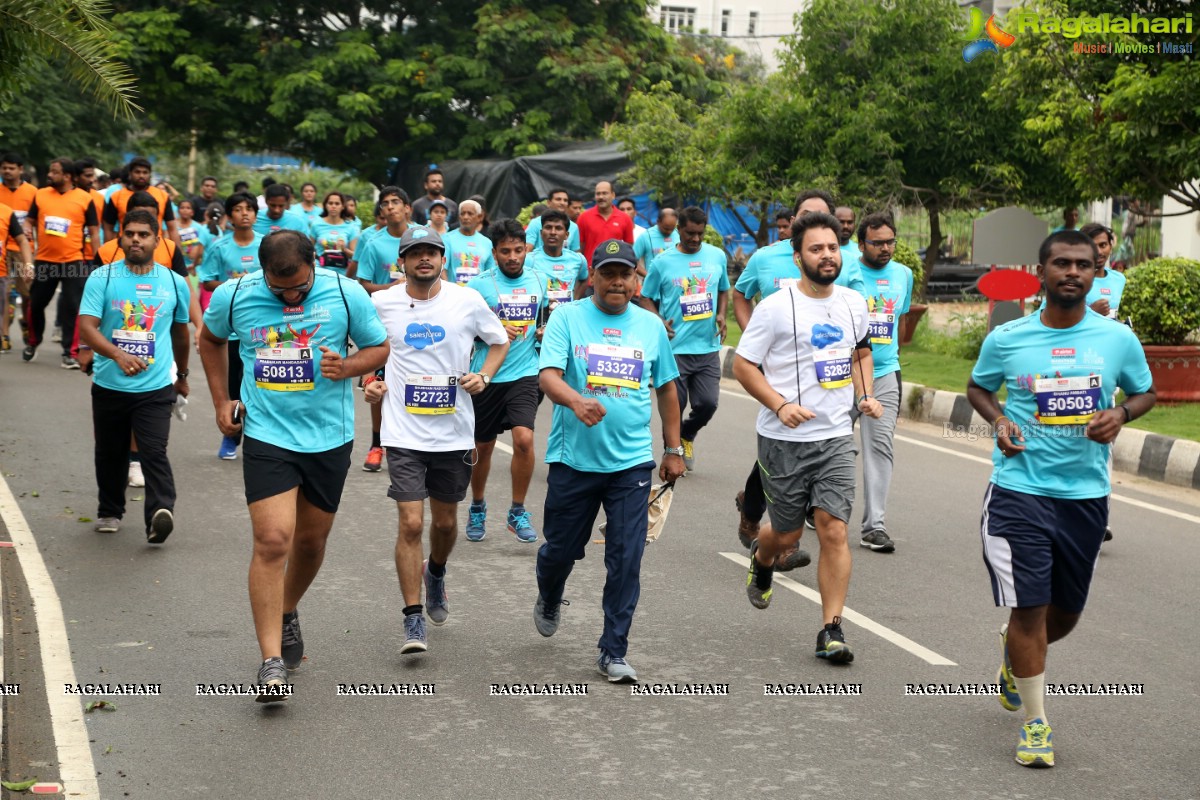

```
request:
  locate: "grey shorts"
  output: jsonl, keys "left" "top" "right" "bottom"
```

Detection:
{"left": 756, "top": 434, "right": 857, "bottom": 532}
{"left": 386, "top": 447, "right": 473, "bottom": 504}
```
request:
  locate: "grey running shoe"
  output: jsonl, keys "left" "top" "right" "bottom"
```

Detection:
{"left": 94, "top": 517, "right": 120, "bottom": 533}
{"left": 681, "top": 438, "right": 695, "bottom": 471}
{"left": 423, "top": 561, "right": 449, "bottom": 626}
{"left": 281, "top": 610, "right": 304, "bottom": 670}
{"left": 746, "top": 540, "right": 773, "bottom": 609}
{"left": 401, "top": 612, "right": 427, "bottom": 654}
{"left": 61, "top": 355, "right": 80, "bottom": 369}
{"left": 255, "top": 657, "right": 289, "bottom": 703}
{"left": 147, "top": 508, "right": 173, "bottom": 544}
{"left": 860, "top": 530, "right": 895, "bottom": 552}
{"left": 596, "top": 652, "right": 638, "bottom": 684}
{"left": 534, "top": 596, "right": 568, "bottom": 637}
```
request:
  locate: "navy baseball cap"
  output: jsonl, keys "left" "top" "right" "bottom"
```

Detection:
{"left": 592, "top": 239, "right": 636, "bottom": 270}
{"left": 397, "top": 226, "right": 445, "bottom": 255}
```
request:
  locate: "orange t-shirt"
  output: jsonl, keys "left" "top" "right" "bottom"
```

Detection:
{"left": 82, "top": 189, "right": 105, "bottom": 260}
{"left": 104, "top": 186, "right": 174, "bottom": 229}
{"left": 29, "top": 186, "right": 98, "bottom": 263}
{"left": 0, "top": 181, "right": 36, "bottom": 253}
{"left": 0, "top": 203, "right": 27, "bottom": 277}
{"left": 97, "top": 237, "right": 184, "bottom": 275}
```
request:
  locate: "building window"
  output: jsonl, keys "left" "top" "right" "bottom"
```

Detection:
{"left": 748, "top": 10, "right": 759, "bottom": 35}
{"left": 720, "top": 9, "right": 731, "bottom": 36}
{"left": 660, "top": 5, "right": 696, "bottom": 34}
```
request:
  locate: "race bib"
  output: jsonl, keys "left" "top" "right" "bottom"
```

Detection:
{"left": 547, "top": 287, "right": 572, "bottom": 307}
{"left": 254, "top": 347, "right": 315, "bottom": 391}
{"left": 404, "top": 374, "right": 457, "bottom": 415}
{"left": 498, "top": 293, "right": 538, "bottom": 327}
{"left": 45, "top": 216, "right": 70, "bottom": 238}
{"left": 388, "top": 268, "right": 405, "bottom": 283}
{"left": 814, "top": 346, "right": 853, "bottom": 389}
{"left": 680, "top": 292, "right": 714, "bottom": 321}
{"left": 455, "top": 255, "right": 481, "bottom": 286}
{"left": 1034, "top": 375, "right": 1102, "bottom": 424}
{"left": 180, "top": 228, "right": 200, "bottom": 247}
{"left": 868, "top": 311, "right": 895, "bottom": 345}
{"left": 586, "top": 344, "right": 644, "bottom": 390}
{"left": 113, "top": 329, "right": 155, "bottom": 363}
{"left": 774, "top": 277, "right": 800, "bottom": 292}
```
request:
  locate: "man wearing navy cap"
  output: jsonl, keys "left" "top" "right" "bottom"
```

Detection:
{"left": 533, "top": 238, "right": 685, "bottom": 684}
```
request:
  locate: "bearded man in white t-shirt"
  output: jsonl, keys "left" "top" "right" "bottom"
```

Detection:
{"left": 732, "top": 212, "right": 883, "bottom": 665}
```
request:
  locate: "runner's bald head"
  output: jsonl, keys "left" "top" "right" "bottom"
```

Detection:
{"left": 260, "top": 230, "right": 314, "bottom": 278}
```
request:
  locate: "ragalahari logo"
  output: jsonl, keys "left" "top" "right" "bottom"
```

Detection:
{"left": 963, "top": 8, "right": 1016, "bottom": 62}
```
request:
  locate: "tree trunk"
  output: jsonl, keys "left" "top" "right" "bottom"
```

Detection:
{"left": 755, "top": 201, "right": 771, "bottom": 248}
{"left": 922, "top": 200, "right": 943, "bottom": 301}
{"left": 186, "top": 128, "right": 198, "bottom": 195}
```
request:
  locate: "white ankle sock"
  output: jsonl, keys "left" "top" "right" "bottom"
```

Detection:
{"left": 1013, "top": 673, "right": 1047, "bottom": 724}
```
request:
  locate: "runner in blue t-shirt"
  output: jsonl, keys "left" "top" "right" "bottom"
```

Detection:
{"left": 848, "top": 213, "right": 913, "bottom": 554}
{"left": 967, "top": 230, "right": 1155, "bottom": 769}
{"left": 730, "top": 189, "right": 860, "bottom": 569}
{"left": 463, "top": 219, "right": 549, "bottom": 544}
{"left": 309, "top": 191, "right": 360, "bottom": 273}
{"left": 199, "top": 229, "right": 388, "bottom": 702}
{"left": 254, "top": 184, "right": 311, "bottom": 238}
{"left": 525, "top": 188, "right": 581, "bottom": 254}
{"left": 640, "top": 206, "right": 729, "bottom": 472}
{"left": 632, "top": 208, "right": 679, "bottom": 277}
{"left": 528, "top": 209, "right": 589, "bottom": 314}
{"left": 534, "top": 238, "right": 685, "bottom": 684}
{"left": 349, "top": 186, "right": 410, "bottom": 474}
{"left": 78, "top": 210, "right": 191, "bottom": 545}
{"left": 443, "top": 199, "right": 496, "bottom": 286}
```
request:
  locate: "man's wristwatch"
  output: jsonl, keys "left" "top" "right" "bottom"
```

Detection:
{"left": 479, "top": 372, "right": 491, "bottom": 386}
{"left": 177, "top": 369, "right": 189, "bottom": 379}
{"left": 663, "top": 446, "right": 685, "bottom": 457}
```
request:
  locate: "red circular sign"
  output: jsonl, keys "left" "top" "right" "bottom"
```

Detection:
{"left": 976, "top": 269, "right": 1041, "bottom": 301}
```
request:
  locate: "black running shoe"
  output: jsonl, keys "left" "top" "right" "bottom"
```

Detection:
{"left": 282, "top": 609, "right": 304, "bottom": 670}
{"left": 815, "top": 616, "right": 854, "bottom": 663}
{"left": 255, "top": 657, "right": 290, "bottom": 704}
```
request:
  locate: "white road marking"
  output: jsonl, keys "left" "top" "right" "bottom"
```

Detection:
{"left": 719, "top": 552, "right": 957, "bottom": 666}
{"left": 495, "top": 441, "right": 514, "bottom": 455}
{"left": 722, "top": 385, "right": 1200, "bottom": 525}
{"left": 0, "top": 475, "right": 100, "bottom": 799}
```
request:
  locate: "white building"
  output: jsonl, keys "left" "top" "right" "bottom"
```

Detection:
{"left": 652, "top": 1, "right": 803, "bottom": 71}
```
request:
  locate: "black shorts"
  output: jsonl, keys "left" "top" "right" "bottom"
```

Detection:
{"left": 386, "top": 448, "right": 473, "bottom": 504}
{"left": 473, "top": 375, "right": 539, "bottom": 443}
{"left": 243, "top": 436, "right": 353, "bottom": 512}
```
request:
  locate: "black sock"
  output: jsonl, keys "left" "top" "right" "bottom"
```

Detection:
{"left": 403, "top": 604, "right": 423, "bottom": 617}
{"left": 129, "top": 453, "right": 141, "bottom": 463}
{"left": 371, "top": 430, "right": 381, "bottom": 448}
{"left": 754, "top": 559, "right": 774, "bottom": 591}
{"left": 427, "top": 559, "right": 446, "bottom": 578}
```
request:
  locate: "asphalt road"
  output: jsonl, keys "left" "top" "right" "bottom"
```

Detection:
{"left": 1, "top": 346, "right": 1198, "bottom": 800}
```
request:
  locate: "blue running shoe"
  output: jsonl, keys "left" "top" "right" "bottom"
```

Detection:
{"left": 507, "top": 506, "right": 538, "bottom": 543}
{"left": 423, "top": 560, "right": 448, "bottom": 626}
{"left": 401, "top": 613, "right": 427, "bottom": 654}
{"left": 997, "top": 624, "right": 1022, "bottom": 711}
{"left": 466, "top": 500, "right": 486, "bottom": 542}
{"left": 596, "top": 651, "right": 638, "bottom": 684}
{"left": 1015, "top": 718, "right": 1054, "bottom": 767}
{"left": 218, "top": 435, "right": 238, "bottom": 460}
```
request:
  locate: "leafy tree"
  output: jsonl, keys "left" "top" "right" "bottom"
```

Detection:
{"left": 0, "top": 60, "right": 133, "bottom": 172}
{"left": 0, "top": 0, "right": 138, "bottom": 117}
{"left": 110, "top": 0, "right": 732, "bottom": 180}
{"left": 994, "top": 0, "right": 1200, "bottom": 211}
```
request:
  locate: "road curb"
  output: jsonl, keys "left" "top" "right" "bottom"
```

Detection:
{"left": 718, "top": 346, "right": 1200, "bottom": 491}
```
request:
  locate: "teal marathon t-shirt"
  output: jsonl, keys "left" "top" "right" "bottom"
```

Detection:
{"left": 735, "top": 239, "right": 865, "bottom": 300}
{"left": 81, "top": 261, "right": 191, "bottom": 392}
{"left": 633, "top": 227, "right": 680, "bottom": 267}
{"left": 355, "top": 230, "right": 405, "bottom": 286}
{"left": 253, "top": 209, "right": 310, "bottom": 238}
{"left": 525, "top": 216, "right": 581, "bottom": 253}
{"left": 309, "top": 219, "right": 360, "bottom": 268}
{"left": 203, "top": 268, "right": 387, "bottom": 453}
{"left": 443, "top": 229, "right": 497, "bottom": 286}
{"left": 528, "top": 249, "right": 588, "bottom": 311}
{"left": 198, "top": 234, "right": 263, "bottom": 283}
{"left": 970, "top": 309, "right": 1152, "bottom": 499}
{"left": 857, "top": 259, "right": 913, "bottom": 379}
{"left": 539, "top": 300, "right": 680, "bottom": 473}
{"left": 466, "top": 267, "right": 547, "bottom": 381}
{"left": 642, "top": 242, "right": 730, "bottom": 356}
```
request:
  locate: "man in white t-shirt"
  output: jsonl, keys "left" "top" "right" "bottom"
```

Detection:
{"left": 733, "top": 212, "right": 882, "bottom": 665}
{"left": 365, "top": 227, "right": 509, "bottom": 655}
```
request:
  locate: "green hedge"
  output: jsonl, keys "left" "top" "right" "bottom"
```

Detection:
{"left": 1122, "top": 257, "right": 1200, "bottom": 345}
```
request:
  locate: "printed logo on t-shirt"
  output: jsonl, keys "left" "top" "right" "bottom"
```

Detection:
{"left": 811, "top": 323, "right": 844, "bottom": 349}
{"left": 404, "top": 323, "right": 445, "bottom": 350}
{"left": 135, "top": 283, "right": 152, "bottom": 297}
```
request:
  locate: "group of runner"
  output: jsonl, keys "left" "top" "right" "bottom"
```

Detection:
{"left": 1, "top": 155, "right": 1156, "bottom": 769}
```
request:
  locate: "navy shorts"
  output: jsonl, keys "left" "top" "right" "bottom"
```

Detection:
{"left": 979, "top": 484, "right": 1108, "bottom": 613}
